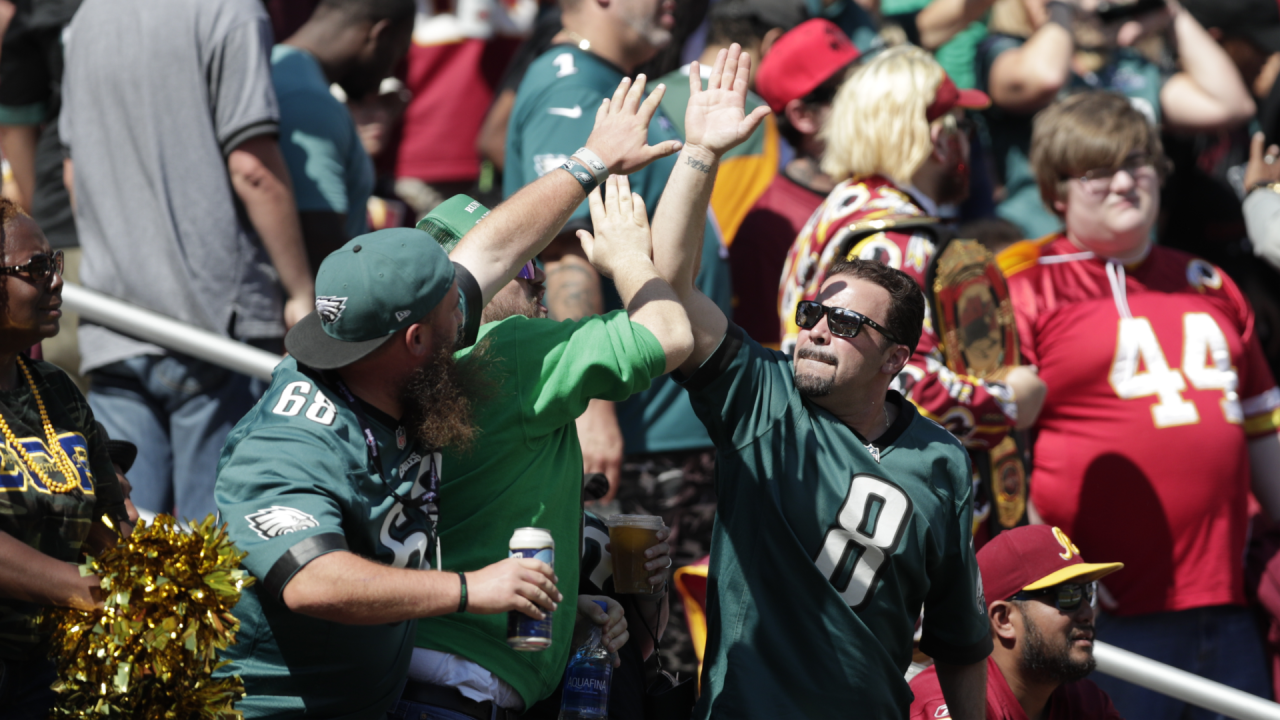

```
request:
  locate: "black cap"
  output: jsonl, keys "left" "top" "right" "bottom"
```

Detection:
{"left": 1184, "top": 0, "right": 1280, "bottom": 52}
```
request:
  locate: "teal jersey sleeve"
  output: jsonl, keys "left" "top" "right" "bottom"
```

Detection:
{"left": 919, "top": 463, "right": 992, "bottom": 664}
{"left": 506, "top": 81, "right": 603, "bottom": 223}
{"left": 676, "top": 324, "right": 793, "bottom": 451}
{"left": 217, "top": 414, "right": 352, "bottom": 601}
{"left": 466, "top": 309, "right": 667, "bottom": 434}
{"left": 278, "top": 91, "right": 357, "bottom": 215}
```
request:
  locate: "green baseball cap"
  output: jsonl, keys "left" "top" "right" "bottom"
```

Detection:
{"left": 285, "top": 228, "right": 456, "bottom": 370}
{"left": 416, "top": 194, "right": 490, "bottom": 253}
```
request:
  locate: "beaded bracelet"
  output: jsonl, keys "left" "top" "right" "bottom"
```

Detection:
{"left": 560, "top": 158, "right": 599, "bottom": 194}
{"left": 572, "top": 146, "right": 609, "bottom": 183}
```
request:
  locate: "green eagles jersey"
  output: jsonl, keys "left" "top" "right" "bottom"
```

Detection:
{"left": 215, "top": 356, "right": 443, "bottom": 719}
{"left": 417, "top": 310, "right": 666, "bottom": 707}
{"left": 678, "top": 326, "right": 992, "bottom": 719}
{"left": 0, "top": 359, "right": 124, "bottom": 660}
{"left": 504, "top": 44, "right": 731, "bottom": 454}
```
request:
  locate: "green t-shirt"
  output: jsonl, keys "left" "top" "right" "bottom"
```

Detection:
{"left": 0, "top": 359, "right": 125, "bottom": 660}
{"left": 977, "top": 34, "right": 1165, "bottom": 238}
{"left": 678, "top": 326, "right": 992, "bottom": 719}
{"left": 504, "top": 44, "right": 732, "bottom": 454}
{"left": 215, "top": 356, "right": 443, "bottom": 719}
{"left": 417, "top": 310, "right": 666, "bottom": 707}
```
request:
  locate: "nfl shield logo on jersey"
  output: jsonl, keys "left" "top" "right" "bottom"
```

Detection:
{"left": 315, "top": 296, "right": 348, "bottom": 324}
{"left": 396, "top": 425, "right": 407, "bottom": 449}
{"left": 246, "top": 506, "right": 319, "bottom": 539}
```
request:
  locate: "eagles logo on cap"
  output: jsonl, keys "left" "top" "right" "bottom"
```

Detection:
{"left": 316, "top": 296, "right": 348, "bottom": 324}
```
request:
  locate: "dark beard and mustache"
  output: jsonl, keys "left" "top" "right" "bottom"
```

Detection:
{"left": 794, "top": 345, "right": 838, "bottom": 397}
{"left": 1019, "top": 608, "right": 1097, "bottom": 684}
{"left": 397, "top": 339, "right": 494, "bottom": 454}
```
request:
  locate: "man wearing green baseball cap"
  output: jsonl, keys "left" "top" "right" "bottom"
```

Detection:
{"left": 213, "top": 73, "right": 681, "bottom": 719}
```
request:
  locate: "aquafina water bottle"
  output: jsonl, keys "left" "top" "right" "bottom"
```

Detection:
{"left": 558, "top": 600, "right": 614, "bottom": 720}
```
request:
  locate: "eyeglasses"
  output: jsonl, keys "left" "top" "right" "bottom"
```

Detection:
{"left": 795, "top": 300, "right": 903, "bottom": 345}
{"left": 1009, "top": 581, "right": 1097, "bottom": 612}
{"left": 0, "top": 250, "right": 64, "bottom": 283}
{"left": 1075, "top": 154, "right": 1156, "bottom": 193}
{"left": 517, "top": 260, "right": 537, "bottom": 282}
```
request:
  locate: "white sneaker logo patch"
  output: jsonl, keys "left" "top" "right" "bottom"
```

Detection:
{"left": 395, "top": 310, "right": 412, "bottom": 322}
{"left": 547, "top": 105, "right": 583, "bottom": 119}
{"left": 246, "top": 506, "right": 319, "bottom": 539}
{"left": 316, "top": 296, "right": 348, "bottom": 324}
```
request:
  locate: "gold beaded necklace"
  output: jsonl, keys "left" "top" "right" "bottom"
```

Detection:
{"left": 0, "top": 357, "right": 81, "bottom": 493}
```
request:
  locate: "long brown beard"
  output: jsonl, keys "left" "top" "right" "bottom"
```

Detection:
{"left": 398, "top": 339, "right": 493, "bottom": 453}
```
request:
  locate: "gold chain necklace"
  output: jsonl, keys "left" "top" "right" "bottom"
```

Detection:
{"left": 0, "top": 357, "right": 81, "bottom": 493}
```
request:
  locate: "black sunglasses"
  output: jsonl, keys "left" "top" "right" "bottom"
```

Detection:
{"left": 1009, "top": 581, "right": 1096, "bottom": 612}
{"left": 0, "top": 250, "right": 64, "bottom": 283}
{"left": 795, "top": 300, "right": 902, "bottom": 345}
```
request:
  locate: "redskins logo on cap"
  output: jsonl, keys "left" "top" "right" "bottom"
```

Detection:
{"left": 316, "top": 296, "right": 348, "bottom": 324}
{"left": 1053, "top": 526, "right": 1080, "bottom": 560}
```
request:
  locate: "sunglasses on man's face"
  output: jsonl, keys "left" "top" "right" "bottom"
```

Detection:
{"left": 0, "top": 250, "right": 64, "bottom": 283}
{"left": 1009, "top": 581, "right": 1097, "bottom": 612}
{"left": 795, "top": 300, "right": 902, "bottom": 345}
{"left": 517, "top": 260, "right": 537, "bottom": 282}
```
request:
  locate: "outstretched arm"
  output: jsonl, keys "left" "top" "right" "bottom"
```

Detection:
{"left": 650, "top": 45, "right": 770, "bottom": 375}
{"left": 450, "top": 75, "right": 682, "bottom": 307}
{"left": 579, "top": 175, "right": 693, "bottom": 374}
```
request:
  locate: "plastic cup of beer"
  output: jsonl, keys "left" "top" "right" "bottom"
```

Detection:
{"left": 607, "top": 515, "right": 664, "bottom": 594}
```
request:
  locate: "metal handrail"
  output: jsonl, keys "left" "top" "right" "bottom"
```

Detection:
{"left": 1095, "top": 641, "right": 1280, "bottom": 720}
{"left": 60, "top": 283, "right": 281, "bottom": 381}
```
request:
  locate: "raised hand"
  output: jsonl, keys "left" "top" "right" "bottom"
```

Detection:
{"left": 577, "top": 175, "right": 653, "bottom": 280}
{"left": 465, "top": 556, "right": 563, "bottom": 619}
{"left": 583, "top": 74, "right": 683, "bottom": 177}
{"left": 684, "top": 44, "right": 772, "bottom": 160}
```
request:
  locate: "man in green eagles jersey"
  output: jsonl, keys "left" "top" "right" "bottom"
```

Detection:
{"left": 215, "top": 77, "right": 680, "bottom": 719}
{"left": 505, "top": 0, "right": 732, "bottom": 671}
{"left": 651, "top": 47, "right": 992, "bottom": 719}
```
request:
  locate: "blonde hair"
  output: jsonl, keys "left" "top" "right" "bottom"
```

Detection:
{"left": 820, "top": 45, "right": 946, "bottom": 186}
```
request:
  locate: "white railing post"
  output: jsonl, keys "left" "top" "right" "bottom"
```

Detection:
{"left": 1094, "top": 641, "right": 1280, "bottom": 720}
{"left": 60, "top": 283, "right": 282, "bottom": 382}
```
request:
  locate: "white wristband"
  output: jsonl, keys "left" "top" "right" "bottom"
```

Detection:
{"left": 572, "top": 146, "right": 610, "bottom": 183}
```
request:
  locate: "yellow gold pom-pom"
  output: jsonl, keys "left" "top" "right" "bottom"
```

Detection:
{"left": 46, "top": 514, "right": 256, "bottom": 719}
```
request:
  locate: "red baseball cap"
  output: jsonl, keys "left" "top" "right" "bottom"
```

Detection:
{"left": 925, "top": 73, "right": 990, "bottom": 122}
{"left": 755, "top": 19, "right": 861, "bottom": 114}
{"left": 977, "top": 525, "right": 1123, "bottom": 609}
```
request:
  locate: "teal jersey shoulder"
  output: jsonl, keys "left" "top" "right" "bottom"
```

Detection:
{"left": 679, "top": 326, "right": 991, "bottom": 719}
{"left": 504, "top": 45, "right": 733, "bottom": 454}
{"left": 419, "top": 310, "right": 665, "bottom": 706}
{"left": 215, "top": 356, "right": 440, "bottom": 719}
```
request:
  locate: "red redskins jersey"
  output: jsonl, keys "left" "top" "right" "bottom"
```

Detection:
{"left": 999, "top": 234, "right": 1280, "bottom": 616}
{"left": 778, "top": 175, "right": 1018, "bottom": 449}
{"left": 910, "top": 657, "right": 1122, "bottom": 720}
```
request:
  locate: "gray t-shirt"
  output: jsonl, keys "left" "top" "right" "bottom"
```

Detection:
{"left": 60, "top": 0, "right": 283, "bottom": 373}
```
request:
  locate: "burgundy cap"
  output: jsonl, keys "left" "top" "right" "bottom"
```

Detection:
{"left": 977, "top": 525, "right": 1123, "bottom": 609}
{"left": 755, "top": 19, "right": 861, "bottom": 114}
{"left": 925, "top": 74, "right": 990, "bottom": 122}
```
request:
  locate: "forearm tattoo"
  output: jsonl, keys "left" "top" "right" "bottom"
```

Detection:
{"left": 684, "top": 154, "right": 712, "bottom": 174}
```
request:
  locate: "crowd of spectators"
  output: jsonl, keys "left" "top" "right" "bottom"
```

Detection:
{"left": 5, "top": 0, "right": 1280, "bottom": 717}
